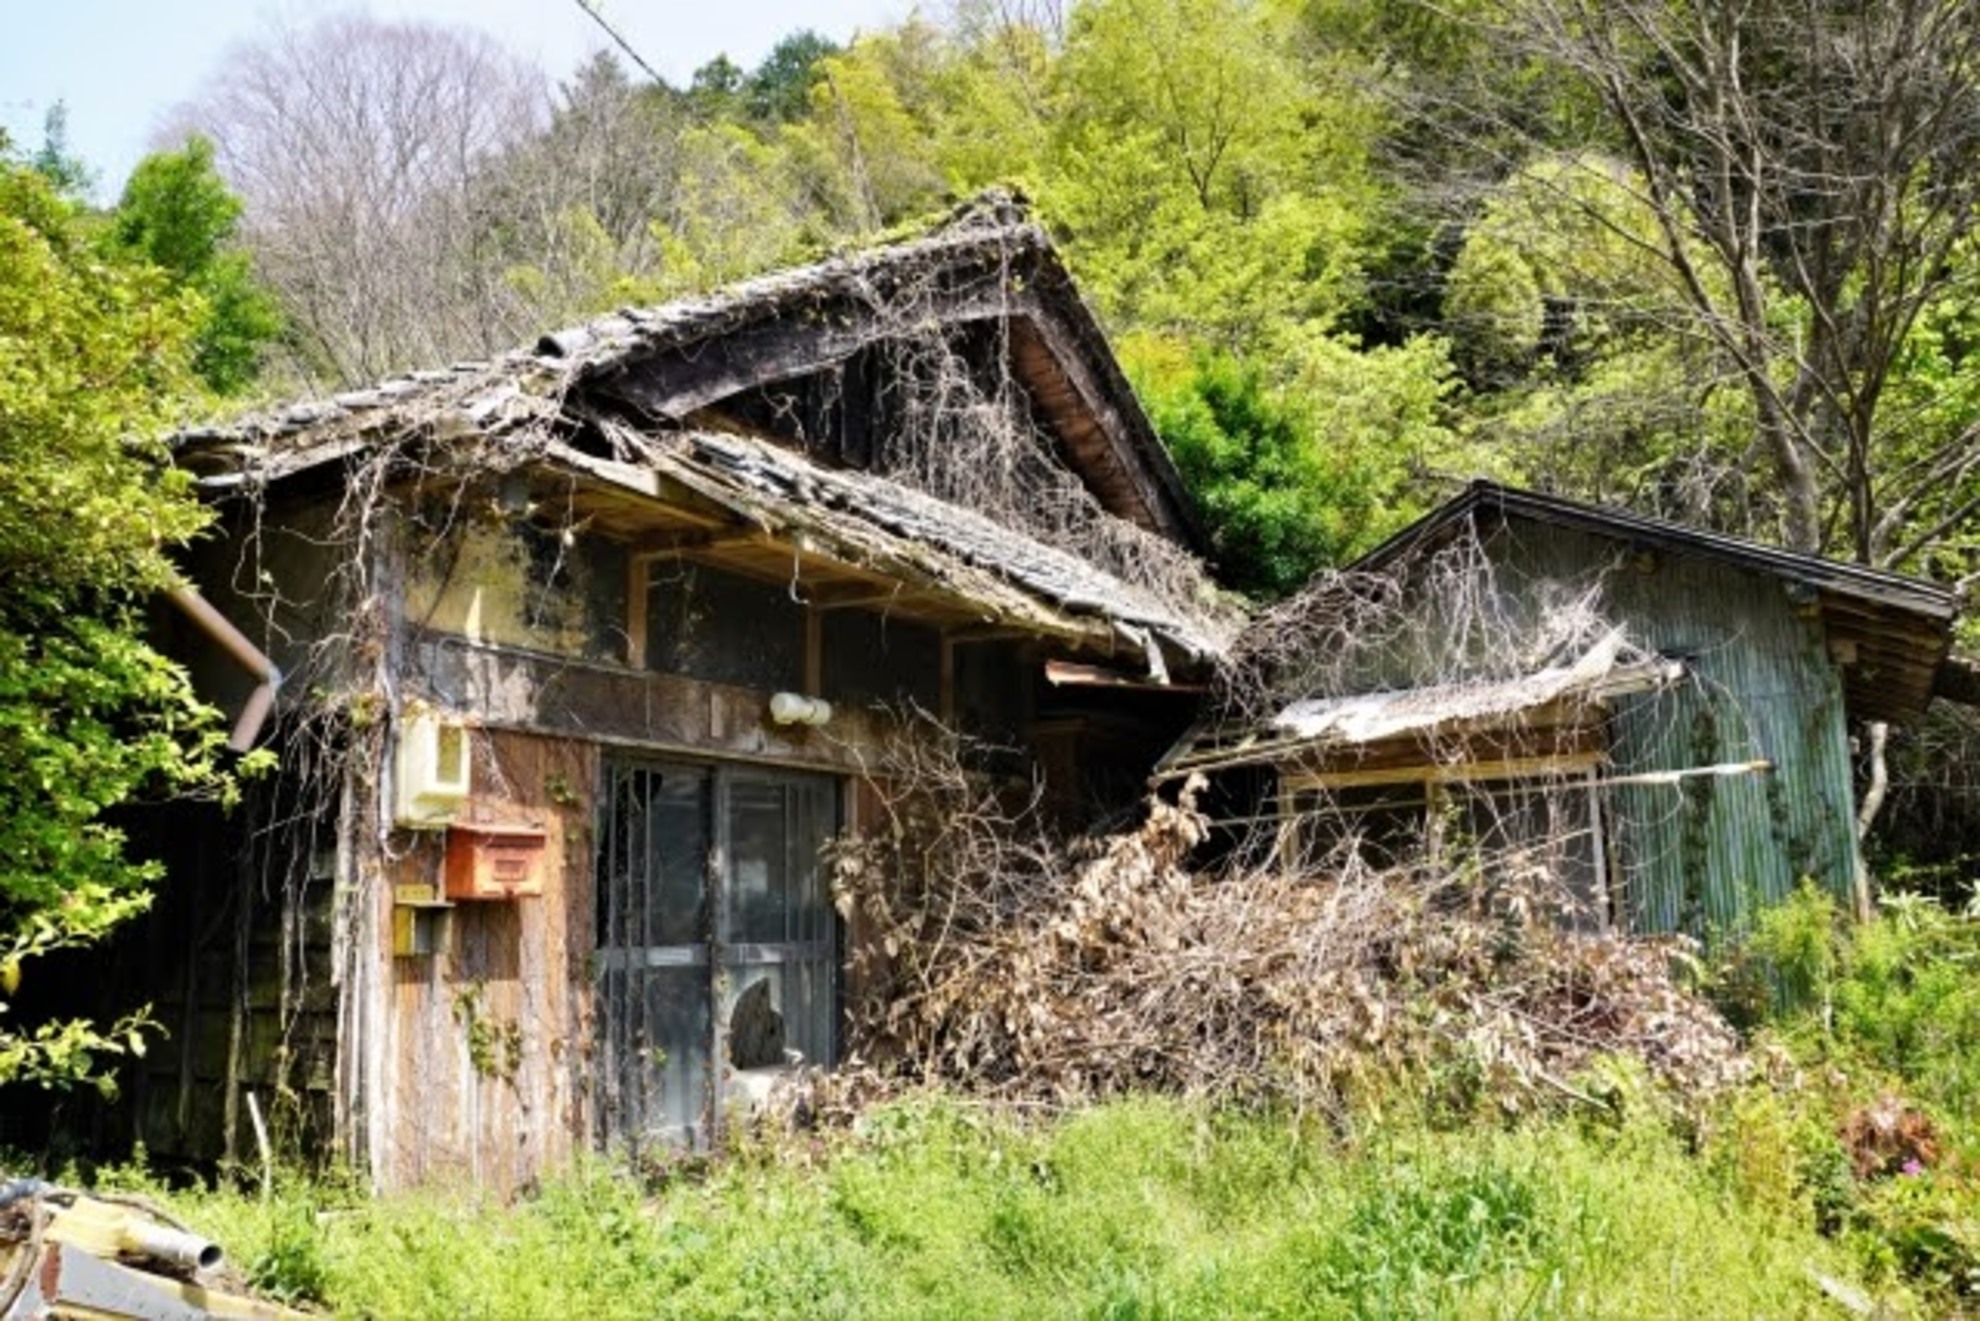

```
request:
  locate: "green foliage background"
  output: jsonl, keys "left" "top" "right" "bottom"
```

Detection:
{"left": 0, "top": 140, "right": 240, "bottom": 1087}
{"left": 10, "top": 6, "right": 1980, "bottom": 1307}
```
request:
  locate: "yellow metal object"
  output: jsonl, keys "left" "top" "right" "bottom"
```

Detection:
{"left": 392, "top": 882, "right": 451, "bottom": 957}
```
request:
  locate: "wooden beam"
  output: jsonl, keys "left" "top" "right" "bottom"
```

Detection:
{"left": 1043, "top": 658, "right": 1208, "bottom": 693}
{"left": 811, "top": 586, "right": 936, "bottom": 612}
{"left": 602, "top": 288, "right": 1016, "bottom": 421}
{"left": 1283, "top": 753, "right": 1604, "bottom": 792}
{"left": 944, "top": 624, "right": 1039, "bottom": 644}
{"left": 1015, "top": 312, "right": 1194, "bottom": 543}
{"left": 628, "top": 528, "right": 765, "bottom": 560}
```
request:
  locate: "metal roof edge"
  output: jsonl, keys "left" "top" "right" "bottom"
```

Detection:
{"left": 1351, "top": 479, "right": 1960, "bottom": 623}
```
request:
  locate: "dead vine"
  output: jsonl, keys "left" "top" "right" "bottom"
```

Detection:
{"left": 211, "top": 406, "right": 569, "bottom": 1161}
{"left": 812, "top": 712, "right": 1745, "bottom": 1127}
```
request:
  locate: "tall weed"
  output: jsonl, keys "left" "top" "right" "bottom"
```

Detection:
{"left": 153, "top": 1098, "right": 1865, "bottom": 1319}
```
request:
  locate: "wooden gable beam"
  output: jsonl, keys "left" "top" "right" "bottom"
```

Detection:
{"left": 627, "top": 527, "right": 767, "bottom": 559}
{"left": 1008, "top": 314, "right": 1193, "bottom": 543}
{"left": 594, "top": 289, "right": 1020, "bottom": 422}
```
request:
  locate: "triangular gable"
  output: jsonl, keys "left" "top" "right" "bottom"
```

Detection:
{"left": 1352, "top": 481, "right": 1958, "bottom": 725}
{"left": 175, "top": 193, "right": 1204, "bottom": 553}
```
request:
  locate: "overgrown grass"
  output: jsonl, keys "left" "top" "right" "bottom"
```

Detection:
{"left": 1710, "top": 883, "right": 1980, "bottom": 1303}
{"left": 90, "top": 888, "right": 1980, "bottom": 1317}
{"left": 155, "top": 1096, "right": 1872, "bottom": 1319}
{"left": 1724, "top": 882, "right": 1980, "bottom": 1118}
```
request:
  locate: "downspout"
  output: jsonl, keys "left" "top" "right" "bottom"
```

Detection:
{"left": 167, "top": 585, "right": 280, "bottom": 751}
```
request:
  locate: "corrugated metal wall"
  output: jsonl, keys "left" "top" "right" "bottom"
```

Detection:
{"left": 1492, "top": 522, "right": 1857, "bottom": 937}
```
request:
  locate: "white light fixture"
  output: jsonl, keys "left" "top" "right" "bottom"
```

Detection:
{"left": 768, "top": 692, "right": 833, "bottom": 727}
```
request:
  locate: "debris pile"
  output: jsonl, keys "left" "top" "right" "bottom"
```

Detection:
{"left": 826, "top": 728, "right": 1745, "bottom": 1120}
{"left": 1842, "top": 1094, "right": 1941, "bottom": 1180}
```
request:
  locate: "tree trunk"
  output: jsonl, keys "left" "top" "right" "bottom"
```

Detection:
{"left": 1853, "top": 720, "right": 1890, "bottom": 922}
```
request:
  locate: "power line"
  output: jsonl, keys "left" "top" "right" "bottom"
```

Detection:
{"left": 567, "top": 0, "right": 669, "bottom": 88}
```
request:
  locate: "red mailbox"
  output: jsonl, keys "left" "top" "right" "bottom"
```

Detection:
{"left": 444, "top": 823, "right": 548, "bottom": 900}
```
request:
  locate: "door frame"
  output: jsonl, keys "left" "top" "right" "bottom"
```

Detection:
{"left": 592, "top": 754, "right": 842, "bottom": 1153}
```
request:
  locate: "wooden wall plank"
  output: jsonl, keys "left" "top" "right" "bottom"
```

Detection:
{"left": 376, "top": 730, "right": 597, "bottom": 1192}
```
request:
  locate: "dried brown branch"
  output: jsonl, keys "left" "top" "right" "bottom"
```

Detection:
{"left": 818, "top": 709, "right": 1744, "bottom": 1126}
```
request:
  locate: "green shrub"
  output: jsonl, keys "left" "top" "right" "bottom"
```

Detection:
{"left": 1833, "top": 894, "right": 1980, "bottom": 1120}
{"left": 1710, "top": 880, "right": 1843, "bottom": 1028}
{"left": 247, "top": 1196, "right": 332, "bottom": 1306}
{"left": 1725, "top": 887, "right": 1980, "bottom": 1135}
{"left": 1314, "top": 1153, "right": 1546, "bottom": 1313}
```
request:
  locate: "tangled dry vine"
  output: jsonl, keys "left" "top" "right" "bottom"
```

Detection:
{"left": 816, "top": 709, "right": 1745, "bottom": 1128}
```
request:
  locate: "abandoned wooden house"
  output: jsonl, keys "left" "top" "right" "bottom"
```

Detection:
{"left": 1161, "top": 481, "right": 1961, "bottom": 936}
{"left": 18, "top": 198, "right": 1231, "bottom": 1189}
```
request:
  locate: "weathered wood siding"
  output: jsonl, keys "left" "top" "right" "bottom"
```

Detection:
{"left": 358, "top": 664, "right": 913, "bottom": 1189}
{"left": 368, "top": 730, "right": 593, "bottom": 1190}
{"left": 339, "top": 510, "right": 1164, "bottom": 1189}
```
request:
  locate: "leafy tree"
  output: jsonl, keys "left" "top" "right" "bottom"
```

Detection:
{"left": 1877, "top": 240, "right": 1980, "bottom": 589}
{"left": 1486, "top": 0, "right": 1980, "bottom": 563}
{"left": 921, "top": 17, "right": 1056, "bottom": 193}
{"left": 657, "top": 123, "right": 821, "bottom": 292}
{"left": 28, "top": 103, "right": 93, "bottom": 197}
{"left": 1301, "top": 0, "right": 1610, "bottom": 349}
{"left": 786, "top": 28, "right": 951, "bottom": 231}
{"left": 688, "top": 54, "right": 747, "bottom": 118}
{"left": 1439, "top": 153, "right": 1767, "bottom": 523}
{"left": 745, "top": 30, "right": 842, "bottom": 123}
{"left": 1044, "top": 0, "right": 1382, "bottom": 342}
{"left": 0, "top": 152, "right": 236, "bottom": 1088}
{"left": 110, "top": 136, "right": 281, "bottom": 395}
{"left": 159, "top": 3, "right": 1443, "bottom": 601}
{"left": 1443, "top": 156, "right": 1692, "bottom": 378}
{"left": 1129, "top": 335, "right": 1449, "bottom": 597}
{"left": 477, "top": 53, "right": 687, "bottom": 325}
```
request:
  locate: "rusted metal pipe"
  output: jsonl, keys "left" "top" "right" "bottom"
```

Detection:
{"left": 119, "top": 1220, "right": 224, "bottom": 1272}
{"left": 166, "top": 586, "right": 281, "bottom": 751}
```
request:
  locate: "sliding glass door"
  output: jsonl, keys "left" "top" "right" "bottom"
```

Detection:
{"left": 594, "top": 760, "right": 838, "bottom": 1152}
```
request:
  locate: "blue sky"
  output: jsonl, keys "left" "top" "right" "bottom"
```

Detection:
{"left": 2, "top": 0, "right": 911, "bottom": 200}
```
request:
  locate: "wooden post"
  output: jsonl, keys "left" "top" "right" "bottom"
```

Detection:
{"left": 804, "top": 603, "right": 823, "bottom": 695}
{"left": 222, "top": 848, "right": 252, "bottom": 1165}
{"left": 626, "top": 555, "right": 651, "bottom": 670}
{"left": 173, "top": 829, "right": 204, "bottom": 1149}
{"left": 939, "top": 633, "right": 956, "bottom": 726}
{"left": 1586, "top": 766, "right": 1612, "bottom": 932}
{"left": 709, "top": 765, "right": 733, "bottom": 1147}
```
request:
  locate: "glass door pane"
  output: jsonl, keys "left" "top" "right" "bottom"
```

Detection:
{"left": 596, "top": 761, "right": 841, "bottom": 1153}
{"left": 722, "top": 773, "right": 837, "bottom": 1072}
{"left": 594, "top": 762, "right": 712, "bottom": 1152}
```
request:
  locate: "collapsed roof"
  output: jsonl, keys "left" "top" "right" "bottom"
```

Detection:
{"left": 1159, "top": 480, "right": 1961, "bottom": 780}
{"left": 1160, "top": 630, "right": 1681, "bottom": 781}
{"left": 1269, "top": 630, "right": 1677, "bottom": 746}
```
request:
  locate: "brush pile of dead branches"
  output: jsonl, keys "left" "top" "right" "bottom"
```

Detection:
{"left": 825, "top": 721, "right": 1745, "bottom": 1121}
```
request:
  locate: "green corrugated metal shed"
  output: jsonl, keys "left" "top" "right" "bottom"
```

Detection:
{"left": 1187, "top": 482, "right": 1960, "bottom": 938}
{"left": 1488, "top": 518, "right": 1858, "bottom": 933}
